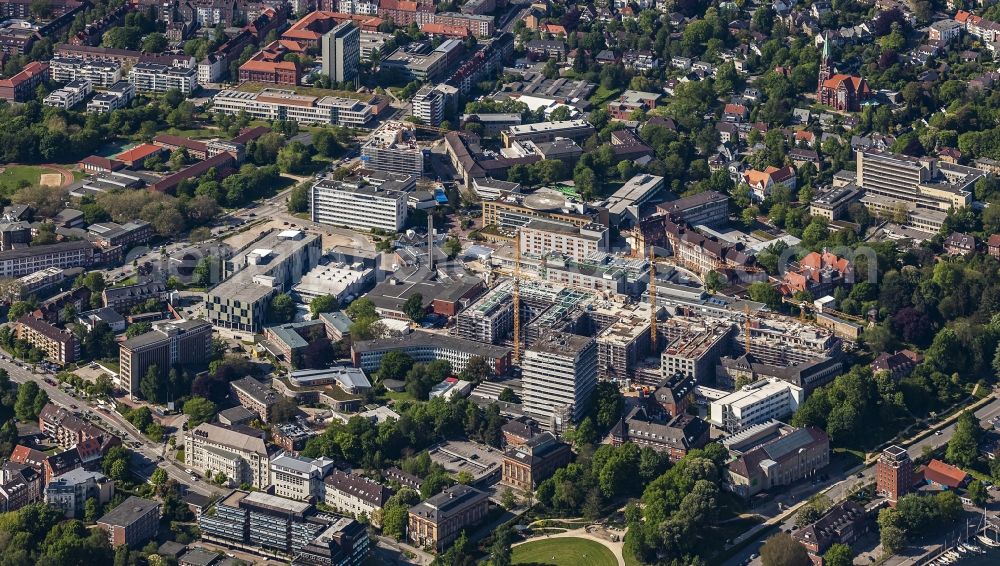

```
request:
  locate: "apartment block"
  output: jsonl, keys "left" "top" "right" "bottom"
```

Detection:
{"left": 185, "top": 423, "right": 270, "bottom": 489}
{"left": 310, "top": 179, "right": 409, "bottom": 232}
{"left": 38, "top": 403, "right": 103, "bottom": 450}
{"left": 321, "top": 21, "right": 360, "bottom": 83}
{"left": 270, "top": 453, "right": 335, "bottom": 501}
{"left": 102, "top": 280, "right": 167, "bottom": 312}
{"left": 49, "top": 56, "right": 121, "bottom": 87}
{"left": 520, "top": 219, "right": 609, "bottom": 262}
{"left": 45, "top": 468, "right": 114, "bottom": 518}
{"left": 5, "top": 266, "right": 63, "bottom": 301}
{"left": 128, "top": 62, "right": 198, "bottom": 95}
{"left": 14, "top": 315, "right": 78, "bottom": 365}
{"left": 408, "top": 485, "right": 489, "bottom": 552}
{"left": 411, "top": 84, "right": 446, "bottom": 127}
{"left": 205, "top": 229, "right": 322, "bottom": 334}
{"left": 97, "top": 496, "right": 160, "bottom": 548}
{"left": 709, "top": 378, "right": 804, "bottom": 432}
{"left": 87, "top": 81, "right": 135, "bottom": 113}
{"left": 118, "top": 319, "right": 212, "bottom": 396}
{"left": 521, "top": 331, "right": 597, "bottom": 433}
{"left": 360, "top": 121, "right": 424, "bottom": 176}
{"left": 211, "top": 89, "right": 373, "bottom": 127}
{"left": 0, "top": 61, "right": 48, "bottom": 102}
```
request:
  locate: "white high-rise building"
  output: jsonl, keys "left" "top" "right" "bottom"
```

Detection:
{"left": 412, "top": 85, "right": 445, "bottom": 127}
{"left": 709, "top": 378, "right": 805, "bottom": 433}
{"left": 311, "top": 179, "right": 409, "bottom": 232}
{"left": 321, "top": 21, "right": 360, "bottom": 83}
{"left": 521, "top": 331, "right": 598, "bottom": 434}
{"left": 269, "top": 453, "right": 335, "bottom": 501}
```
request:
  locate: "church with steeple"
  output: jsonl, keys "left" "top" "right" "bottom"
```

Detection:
{"left": 816, "top": 37, "right": 871, "bottom": 112}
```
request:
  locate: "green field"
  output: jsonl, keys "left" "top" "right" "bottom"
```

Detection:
{"left": 0, "top": 165, "right": 50, "bottom": 191}
{"left": 511, "top": 538, "right": 617, "bottom": 566}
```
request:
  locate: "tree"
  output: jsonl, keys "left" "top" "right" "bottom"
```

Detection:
{"left": 268, "top": 293, "right": 296, "bottom": 324}
{"left": 823, "top": 544, "right": 853, "bottom": 566}
{"left": 141, "top": 32, "right": 168, "bottom": 53}
{"left": 139, "top": 363, "right": 163, "bottom": 403}
{"left": 459, "top": 356, "right": 492, "bottom": 382}
{"left": 749, "top": 281, "right": 782, "bottom": 309}
{"left": 84, "top": 497, "right": 100, "bottom": 523}
{"left": 760, "top": 532, "right": 810, "bottom": 566}
{"left": 288, "top": 182, "right": 310, "bottom": 213}
{"left": 277, "top": 141, "right": 313, "bottom": 174}
{"left": 967, "top": 479, "right": 989, "bottom": 507}
{"left": 150, "top": 468, "right": 168, "bottom": 486}
{"left": 7, "top": 301, "right": 33, "bottom": 321}
{"left": 705, "top": 270, "right": 722, "bottom": 292}
{"left": 309, "top": 295, "right": 339, "bottom": 319}
{"left": 15, "top": 381, "right": 46, "bottom": 421}
{"left": 402, "top": 293, "right": 424, "bottom": 322}
{"left": 946, "top": 410, "right": 980, "bottom": 468}
{"left": 442, "top": 237, "right": 462, "bottom": 259}
{"left": 379, "top": 351, "right": 414, "bottom": 380}
{"left": 183, "top": 396, "right": 217, "bottom": 426}
{"left": 490, "top": 525, "right": 513, "bottom": 566}
{"left": 125, "top": 322, "right": 153, "bottom": 338}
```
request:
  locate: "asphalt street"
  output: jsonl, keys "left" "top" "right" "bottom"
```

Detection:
{"left": 4, "top": 353, "right": 222, "bottom": 497}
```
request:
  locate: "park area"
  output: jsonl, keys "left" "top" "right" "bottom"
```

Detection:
{"left": 511, "top": 537, "right": 618, "bottom": 566}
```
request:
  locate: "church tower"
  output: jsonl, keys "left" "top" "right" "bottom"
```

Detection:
{"left": 817, "top": 34, "right": 833, "bottom": 95}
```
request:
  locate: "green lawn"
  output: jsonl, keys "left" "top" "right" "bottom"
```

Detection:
{"left": 511, "top": 538, "right": 617, "bottom": 566}
{"left": 588, "top": 86, "right": 622, "bottom": 107}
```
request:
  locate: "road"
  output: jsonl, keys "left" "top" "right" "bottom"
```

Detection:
{"left": 723, "top": 394, "right": 1000, "bottom": 566}
{"left": 4, "top": 353, "right": 222, "bottom": 497}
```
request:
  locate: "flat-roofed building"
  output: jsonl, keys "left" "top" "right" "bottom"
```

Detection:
{"left": 0, "top": 240, "right": 95, "bottom": 278}
{"left": 205, "top": 229, "right": 322, "bottom": 334}
{"left": 97, "top": 496, "right": 159, "bottom": 548}
{"left": 809, "top": 183, "right": 862, "bottom": 220}
{"left": 709, "top": 378, "right": 804, "bottom": 433}
{"left": 408, "top": 484, "right": 489, "bottom": 551}
{"left": 49, "top": 56, "right": 121, "bottom": 87}
{"left": 185, "top": 423, "right": 270, "bottom": 489}
{"left": 118, "top": 319, "right": 212, "bottom": 396}
{"left": 521, "top": 331, "right": 597, "bottom": 433}
{"left": 360, "top": 121, "right": 424, "bottom": 176}
{"left": 657, "top": 190, "right": 729, "bottom": 227}
{"left": 211, "top": 88, "right": 373, "bottom": 127}
{"left": 660, "top": 321, "right": 733, "bottom": 383}
{"left": 310, "top": 179, "right": 409, "bottom": 232}
{"left": 352, "top": 330, "right": 511, "bottom": 375}
{"left": 520, "top": 219, "right": 609, "bottom": 262}
{"left": 128, "top": 62, "right": 197, "bottom": 94}
{"left": 857, "top": 149, "right": 978, "bottom": 213}
{"left": 461, "top": 113, "right": 522, "bottom": 137}
{"left": 321, "top": 21, "right": 360, "bottom": 83}
{"left": 270, "top": 453, "right": 335, "bottom": 501}
{"left": 501, "top": 119, "right": 595, "bottom": 147}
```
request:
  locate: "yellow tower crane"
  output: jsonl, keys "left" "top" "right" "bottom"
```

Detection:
{"left": 649, "top": 247, "right": 657, "bottom": 354}
{"left": 513, "top": 229, "right": 521, "bottom": 364}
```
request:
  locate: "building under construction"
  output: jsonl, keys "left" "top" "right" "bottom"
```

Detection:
{"left": 659, "top": 318, "right": 735, "bottom": 384}
{"left": 456, "top": 279, "right": 515, "bottom": 344}
{"left": 596, "top": 308, "right": 652, "bottom": 382}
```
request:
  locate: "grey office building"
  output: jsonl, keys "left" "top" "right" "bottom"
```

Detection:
{"left": 321, "top": 21, "right": 360, "bottom": 84}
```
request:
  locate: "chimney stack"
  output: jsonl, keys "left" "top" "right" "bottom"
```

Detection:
{"left": 427, "top": 214, "right": 434, "bottom": 272}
